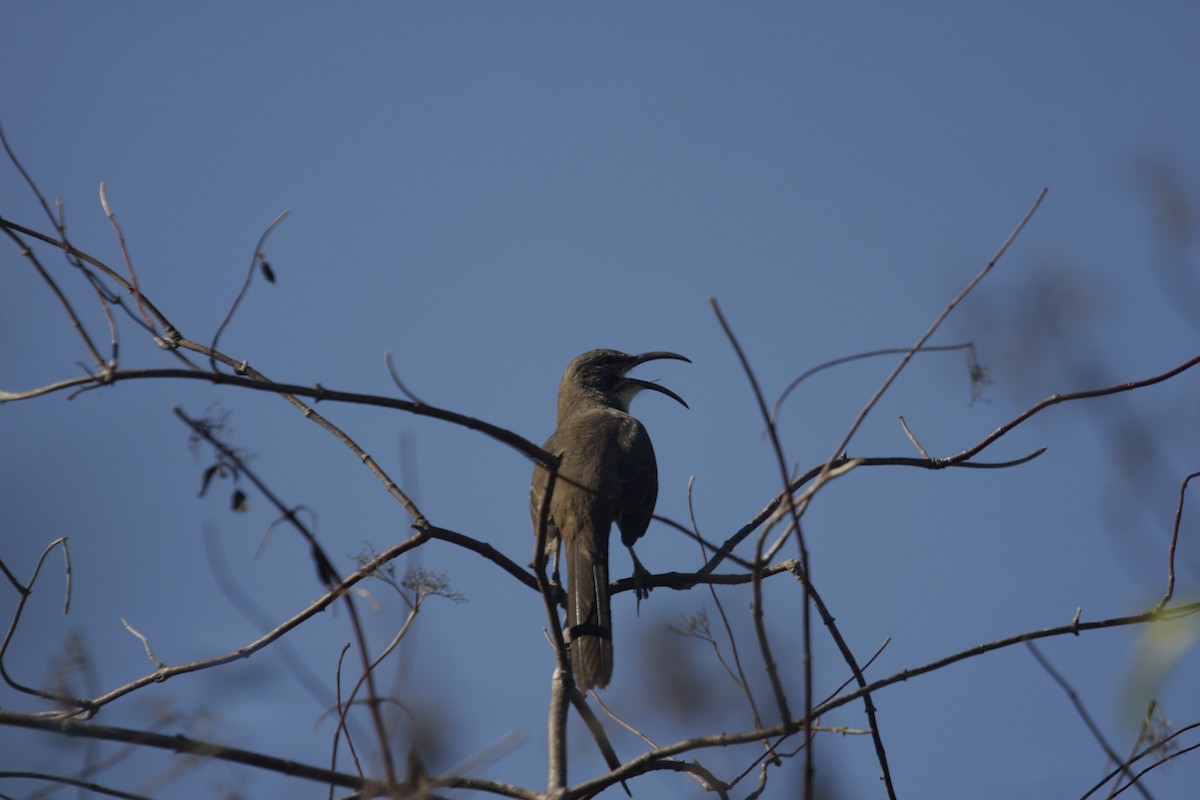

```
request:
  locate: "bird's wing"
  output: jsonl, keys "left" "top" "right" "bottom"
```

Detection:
{"left": 614, "top": 418, "right": 658, "bottom": 548}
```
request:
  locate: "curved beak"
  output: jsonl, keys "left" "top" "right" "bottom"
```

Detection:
{"left": 624, "top": 352, "right": 690, "bottom": 409}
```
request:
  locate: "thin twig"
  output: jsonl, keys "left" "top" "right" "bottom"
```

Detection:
{"left": 0, "top": 225, "right": 109, "bottom": 374}
{"left": 208, "top": 210, "right": 289, "bottom": 372}
{"left": 822, "top": 188, "right": 1047, "bottom": 481}
{"left": 0, "top": 538, "right": 78, "bottom": 707}
{"left": 705, "top": 353, "right": 1200, "bottom": 577}
{"left": 568, "top": 690, "right": 632, "bottom": 795}
{"left": 1107, "top": 742, "right": 1200, "bottom": 798}
{"left": 560, "top": 603, "right": 1200, "bottom": 798}
{"left": 708, "top": 298, "right": 800, "bottom": 731}
{"left": 817, "top": 637, "right": 892, "bottom": 709}
{"left": 711, "top": 298, "right": 903, "bottom": 799}
{"left": 0, "top": 771, "right": 153, "bottom": 800}
{"left": 820, "top": 604, "right": 1200, "bottom": 719}
{"left": 0, "top": 128, "right": 123, "bottom": 361}
{"left": 98, "top": 182, "right": 157, "bottom": 337}
{"left": 119, "top": 618, "right": 165, "bottom": 671}
{"left": 1155, "top": 470, "right": 1197, "bottom": 611}
{"left": 0, "top": 712, "right": 374, "bottom": 792}
{"left": 333, "top": 603, "right": 421, "bottom": 787}
{"left": 201, "top": 525, "right": 344, "bottom": 713}
{"left": 943, "top": 354, "right": 1200, "bottom": 467}
{"left": 332, "top": 642, "right": 364, "bottom": 791}
{"left": 686, "top": 476, "right": 775, "bottom": 760}
{"left": 770, "top": 342, "right": 982, "bottom": 425}
{"left": 899, "top": 416, "right": 930, "bottom": 459}
{"left": 385, "top": 351, "right": 428, "bottom": 405}
{"left": 1104, "top": 702, "right": 1160, "bottom": 800}
{"left": 780, "top": 190, "right": 1049, "bottom": 576}
{"left": 0, "top": 215, "right": 180, "bottom": 343}
{"left": 34, "top": 530, "right": 431, "bottom": 718}
{"left": 1026, "top": 641, "right": 1153, "bottom": 800}
{"left": 174, "top": 408, "right": 398, "bottom": 788}
{"left": 0, "top": 363, "right": 550, "bottom": 474}
{"left": 1078, "top": 720, "right": 1200, "bottom": 800}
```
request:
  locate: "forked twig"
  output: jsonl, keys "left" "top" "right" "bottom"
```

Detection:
{"left": 818, "top": 188, "right": 1048, "bottom": 483}
{"left": 686, "top": 476, "right": 775, "bottom": 762}
{"left": 98, "top": 182, "right": 157, "bottom": 338}
{"left": 1026, "top": 641, "right": 1153, "bottom": 800}
{"left": 1078, "top": 719, "right": 1200, "bottom": 800}
{"left": 0, "top": 538, "right": 76, "bottom": 707}
{"left": 175, "top": 407, "right": 398, "bottom": 788}
{"left": 771, "top": 342, "right": 985, "bottom": 425}
{"left": 208, "top": 210, "right": 290, "bottom": 372}
{"left": 707, "top": 189, "right": 1051, "bottom": 800}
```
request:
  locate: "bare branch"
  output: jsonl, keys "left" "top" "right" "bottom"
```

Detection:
{"left": 98, "top": 182, "right": 157, "bottom": 338}
{"left": 899, "top": 415, "right": 930, "bottom": 459}
{"left": 943, "top": 353, "right": 1200, "bottom": 466}
{"left": 819, "top": 603, "right": 1200, "bottom": 719}
{"left": 530, "top": 463, "right": 570, "bottom": 792}
{"left": 1026, "top": 641, "right": 1154, "bottom": 800}
{"left": 208, "top": 209, "right": 290, "bottom": 372}
{"left": 569, "top": 689, "right": 631, "bottom": 796}
{"left": 771, "top": 341, "right": 986, "bottom": 425}
{"left": 385, "top": 351, "right": 428, "bottom": 405}
{"left": 556, "top": 604, "right": 1200, "bottom": 799}
{"left": 0, "top": 364, "right": 549, "bottom": 468}
{"left": 119, "top": 618, "right": 165, "bottom": 672}
{"left": 176, "top": 406, "right": 402, "bottom": 786}
{"left": 686, "top": 477, "right": 774, "bottom": 759}
{"left": 1079, "top": 720, "right": 1200, "bottom": 800}
{"left": 708, "top": 297, "right": 801, "bottom": 733}
{"left": 0, "top": 711, "right": 374, "bottom": 792}
{"left": 1156, "top": 470, "right": 1198, "bottom": 611}
{"left": 1107, "top": 741, "right": 1200, "bottom": 798}
{"left": 0, "top": 771, "right": 153, "bottom": 800}
{"left": 0, "top": 224, "right": 109, "bottom": 373}
{"left": 821, "top": 188, "right": 1048, "bottom": 476}
{"left": 29, "top": 530, "right": 430, "bottom": 719}
{"left": 0, "top": 215, "right": 180, "bottom": 342}
{"left": 0, "top": 537, "right": 77, "bottom": 706}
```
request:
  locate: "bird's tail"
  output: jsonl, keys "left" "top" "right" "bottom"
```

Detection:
{"left": 566, "top": 532, "right": 613, "bottom": 691}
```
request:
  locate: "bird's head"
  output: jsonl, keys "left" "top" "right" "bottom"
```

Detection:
{"left": 560, "top": 349, "right": 690, "bottom": 414}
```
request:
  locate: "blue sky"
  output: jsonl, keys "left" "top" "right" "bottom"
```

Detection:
{"left": 2, "top": 3, "right": 1199, "bottom": 798}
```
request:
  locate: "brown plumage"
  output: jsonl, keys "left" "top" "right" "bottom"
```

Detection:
{"left": 530, "top": 349, "right": 688, "bottom": 691}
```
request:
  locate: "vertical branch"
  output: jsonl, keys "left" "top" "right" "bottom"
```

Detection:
{"left": 1156, "top": 470, "right": 1198, "bottom": 611}
{"left": 547, "top": 668, "right": 570, "bottom": 795}
{"left": 531, "top": 463, "right": 570, "bottom": 791}
{"left": 332, "top": 642, "right": 365, "bottom": 787}
{"left": 705, "top": 192, "right": 1047, "bottom": 794}
{"left": 711, "top": 299, "right": 899, "bottom": 800}
{"left": 708, "top": 298, "right": 808, "bottom": 789}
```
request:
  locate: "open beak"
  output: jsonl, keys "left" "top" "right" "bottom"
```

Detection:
{"left": 624, "top": 352, "right": 690, "bottom": 408}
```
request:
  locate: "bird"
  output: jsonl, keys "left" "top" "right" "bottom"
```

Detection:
{"left": 530, "top": 349, "right": 689, "bottom": 691}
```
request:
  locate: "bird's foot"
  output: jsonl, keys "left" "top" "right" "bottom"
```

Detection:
{"left": 629, "top": 548, "right": 653, "bottom": 613}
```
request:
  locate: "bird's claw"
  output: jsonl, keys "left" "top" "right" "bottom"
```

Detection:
{"left": 629, "top": 548, "right": 652, "bottom": 613}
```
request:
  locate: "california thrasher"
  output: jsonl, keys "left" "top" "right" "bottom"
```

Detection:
{"left": 530, "top": 349, "right": 689, "bottom": 691}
